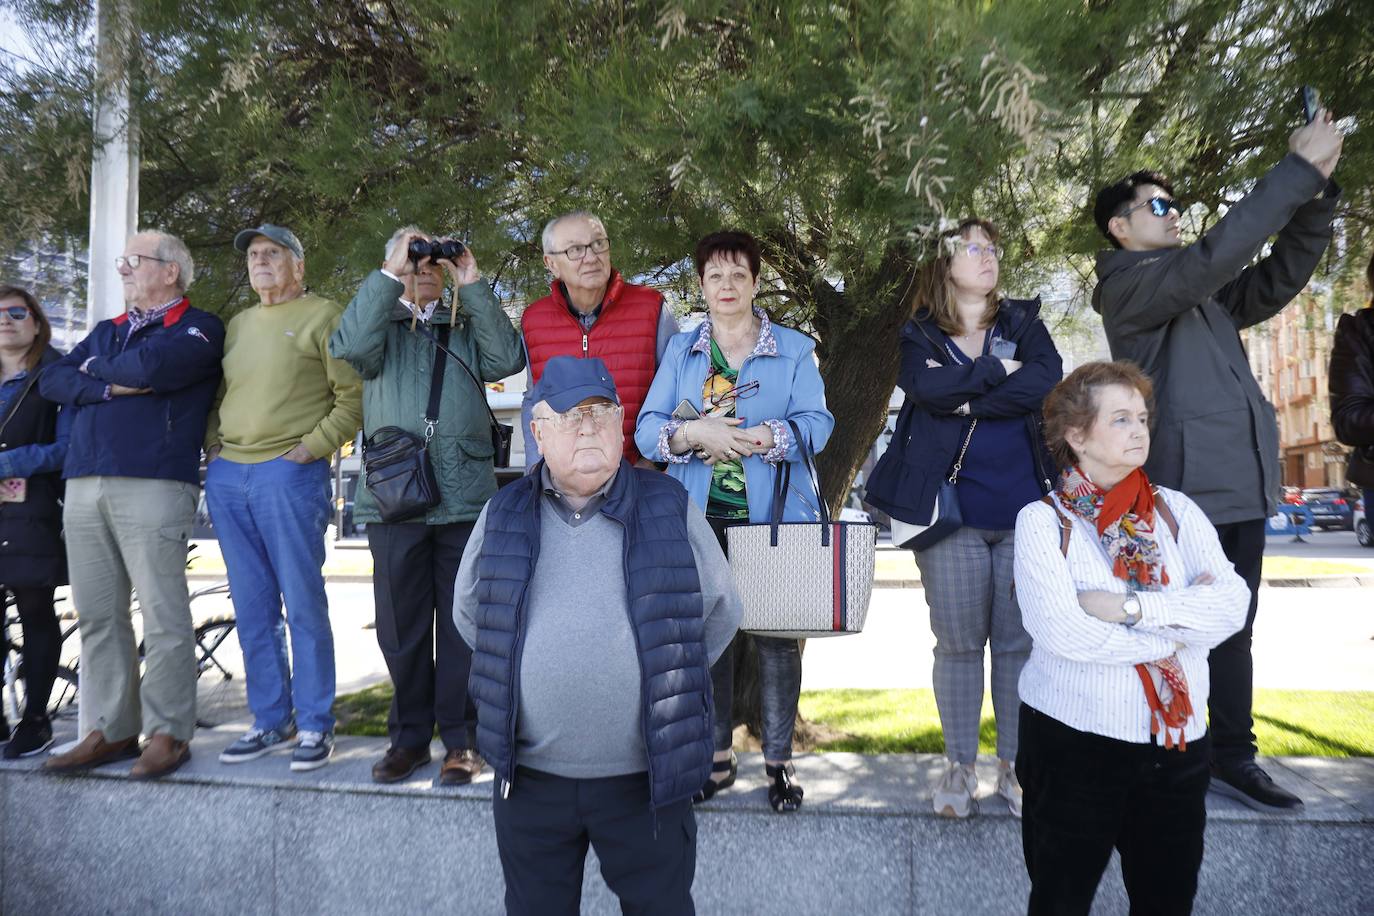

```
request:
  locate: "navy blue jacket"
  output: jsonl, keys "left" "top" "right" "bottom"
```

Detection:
{"left": 38, "top": 299, "right": 225, "bottom": 485}
{"left": 866, "top": 297, "right": 1060, "bottom": 525}
{"left": 470, "top": 461, "right": 714, "bottom": 809}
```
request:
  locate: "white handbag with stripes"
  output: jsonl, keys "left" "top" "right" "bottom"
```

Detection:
{"left": 726, "top": 422, "right": 878, "bottom": 639}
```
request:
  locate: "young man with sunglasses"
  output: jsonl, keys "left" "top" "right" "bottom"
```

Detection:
{"left": 1090, "top": 109, "right": 1343, "bottom": 813}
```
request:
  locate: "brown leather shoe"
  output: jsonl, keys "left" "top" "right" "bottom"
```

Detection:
{"left": 43, "top": 730, "right": 140, "bottom": 774}
{"left": 438, "top": 748, "right": 484, "bottom": 786}
{"left": 371, "top": 744, "right": 431, "bottom": 784}
{"left": 129, "top": 734, "right": 191, "bottom": 780}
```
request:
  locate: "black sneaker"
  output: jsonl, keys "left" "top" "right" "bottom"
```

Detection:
{"left": 1210, "top": 761, "right": 1304, "bottom": 811}
{"left": 3, "top": 718, "right": 54, "bottom": 758}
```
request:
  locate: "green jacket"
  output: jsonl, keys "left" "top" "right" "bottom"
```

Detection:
{"left": 329, "top": 270, "right": 526, "bottom": 525}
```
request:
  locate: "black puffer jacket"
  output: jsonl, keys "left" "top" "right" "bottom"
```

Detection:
{"left": 1330, "top": 306, "right": 1374, "bottom": 448}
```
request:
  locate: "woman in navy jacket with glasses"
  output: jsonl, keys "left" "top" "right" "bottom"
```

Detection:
{"left": 636, "top": 230, "right": 833, "bottom": 813}
{"left": 866, "top": 218, "right": 1061, "bottom": 820}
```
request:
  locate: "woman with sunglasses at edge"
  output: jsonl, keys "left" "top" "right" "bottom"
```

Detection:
{"left": 865, "top": 219, "right": 1062, "bottom": 818}
{"left": 0, "top": 286, "right": 72, "bottom": 758}
{"left": 635, "top": 230, "right": 833, "bottom": 812}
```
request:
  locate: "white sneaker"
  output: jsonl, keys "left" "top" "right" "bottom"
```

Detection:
{"left": 933, "top": 759, "right": 978, "bottom": 818}
{"left": 996, "top": 760, "right": 1023, "bottom": 818}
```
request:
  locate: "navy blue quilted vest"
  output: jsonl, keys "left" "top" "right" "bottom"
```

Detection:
{"left": 469, "top": 461, "right": 714, "bottom": 809}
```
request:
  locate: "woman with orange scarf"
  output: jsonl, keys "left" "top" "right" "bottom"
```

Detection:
{"left": 1012, "top": 361, "right": 1250, "bottom": 915}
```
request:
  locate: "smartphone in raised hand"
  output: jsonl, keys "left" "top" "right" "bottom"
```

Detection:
{"left": 1300, "top": 86, "right": 1322, "bottom": 124}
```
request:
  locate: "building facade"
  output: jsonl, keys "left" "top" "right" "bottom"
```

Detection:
{"left": 1243, "top": 288, "right": 1350, "bottom": 490}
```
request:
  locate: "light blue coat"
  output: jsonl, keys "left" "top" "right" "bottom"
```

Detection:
{"left": 635, "top": 313, "right": 834, "bottom": 522}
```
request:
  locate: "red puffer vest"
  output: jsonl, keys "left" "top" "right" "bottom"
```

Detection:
{"left": 522, "top": 270, "right": 663, "bottom": 463}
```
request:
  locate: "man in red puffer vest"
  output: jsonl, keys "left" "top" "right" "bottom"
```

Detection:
{"left": 520, "top": 211, "right": 680, "bottom": 468}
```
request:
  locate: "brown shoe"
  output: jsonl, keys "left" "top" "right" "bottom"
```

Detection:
{"left": 439, "top": 748, "right": 484, "bottom": 786}
{"left": 43, "top": 730, "right": 140, "bottom": 774}
{"left": 129, "top": 734, "right": 191, "bottom": 780}
{"left": 371, "top": 744, "right": 431, "bottom": 784}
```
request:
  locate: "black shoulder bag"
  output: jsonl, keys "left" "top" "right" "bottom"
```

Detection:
{"left": 361, "top": 326, "right": 450, "bottom": 523}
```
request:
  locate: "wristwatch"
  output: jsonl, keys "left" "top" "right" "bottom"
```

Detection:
{"left": 1121, "top": 591, "right": 1142, "bottom": 627}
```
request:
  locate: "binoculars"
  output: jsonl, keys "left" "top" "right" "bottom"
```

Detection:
{"left": 408, "top": 238, "right": 466, "bottom": 263}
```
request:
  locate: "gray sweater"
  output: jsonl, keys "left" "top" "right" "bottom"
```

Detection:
{"left": 453, "top": 496, "right": 742, "bottom": 779}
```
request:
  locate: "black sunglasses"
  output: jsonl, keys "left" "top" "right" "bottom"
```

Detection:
{"left": 1, "top": 305, "right": 30, "bottom": 321}
{"left": 1121, "top": 196, "right": 1179, "bottom": 219}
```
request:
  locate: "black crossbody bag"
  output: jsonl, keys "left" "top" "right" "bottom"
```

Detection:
{"left": 412, "top": 322, "right": 513, "bottom": 468}
{"left": 361, "top": 326, "right": 451, "bottom": 523}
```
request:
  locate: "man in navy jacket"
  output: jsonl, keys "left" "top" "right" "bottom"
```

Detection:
{"left": 454, "top": 357, "right": 741, "bottom": 915}
{"left": 42, "top": 231, "right": 224, "bottom": 779}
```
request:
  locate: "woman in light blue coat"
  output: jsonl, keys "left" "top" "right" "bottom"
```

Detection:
{"left": 636, "top": 230, "right": 833, "bottom": 812}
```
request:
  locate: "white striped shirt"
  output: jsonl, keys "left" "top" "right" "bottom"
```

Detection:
{"left": 1013, "top": 485, "right": 1250, "bottom": 745}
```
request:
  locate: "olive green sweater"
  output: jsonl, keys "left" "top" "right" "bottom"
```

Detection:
{"left": 206, "top": 293, "right": 363, "bottom": 463}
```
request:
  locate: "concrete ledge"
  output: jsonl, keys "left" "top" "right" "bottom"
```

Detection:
{"left": 4, "top": 726, "right": 1370, "bottom": 915}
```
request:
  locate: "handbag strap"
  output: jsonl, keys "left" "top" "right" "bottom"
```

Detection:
{"left": 413, "top": 321, "right": 504, "bottom": 436}
{"left": 0, "top": 366, "right": 43, "bottom": 442}
{"left": 769, "top": 420, "right": 832, "bottom": 547}
{"left": 948, "top": 420, "right": 978, "bottom": 484}
{"left": 422, "top": 325, "right": 450, "bottom": 442}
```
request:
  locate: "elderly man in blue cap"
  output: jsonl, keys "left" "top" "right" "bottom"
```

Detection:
{"left": 454, "top": 355, "right": 741, "bottom": 915}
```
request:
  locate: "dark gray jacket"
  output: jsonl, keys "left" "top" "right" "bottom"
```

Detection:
{"left": 1093, "top": 153, "right": 1339, "bottom": 526}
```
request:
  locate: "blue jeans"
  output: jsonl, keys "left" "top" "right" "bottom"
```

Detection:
{"left": 205, "top": 456, "right": 335, "bottom": 733}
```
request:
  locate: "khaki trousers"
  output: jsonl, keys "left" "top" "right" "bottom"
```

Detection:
{"left": 64, "top": 476, "right": 198, "bottom": 742}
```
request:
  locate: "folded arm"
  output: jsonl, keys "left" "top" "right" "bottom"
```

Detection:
{"left": 1014, "top": 504, "right": 1179, "bottom": 665}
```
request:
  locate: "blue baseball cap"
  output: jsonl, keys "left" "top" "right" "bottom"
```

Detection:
{"left": 233, "top": 223, "right": 305, "bottom": 259}
{"left": 536, "top": 356, "right": 619, "bottom": 413}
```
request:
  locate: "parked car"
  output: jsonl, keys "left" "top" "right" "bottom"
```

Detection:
{"left": 1300, "top": 487, "right": 1354, "bottom": 531}
{"left": 1355, "top": 499, "right": 1372, "bottom": 548}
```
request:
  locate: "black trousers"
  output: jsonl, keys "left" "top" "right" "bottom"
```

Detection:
{"left": 493, "top": 767, "right": 696, "bottom": 916}
{"left": 1209, "top": 519, "right": 1264, "bottom": 766}
{"left": 0, "top": 586, "right": 60, "bottom": 726}
{"left": 367, "top": 521, "right": 477, "bottom": 750}
{"left": 1017, "top": 704, "right": 1210, "bottom": 916}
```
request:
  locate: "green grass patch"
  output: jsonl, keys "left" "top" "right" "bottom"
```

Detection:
{"left": 336, "top": 682, "right": 1374, "bottom": 757}
{"left": 798, "top": 688, "right": 1374, "bottom": 758}
{"left": 1261, "top": 555, "right": 1374, "bottom": 578}
{"left": 334, "top": 681, "right": 394, "bottom": 738}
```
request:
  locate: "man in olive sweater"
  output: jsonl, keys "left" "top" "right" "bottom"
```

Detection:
{"left": 206, "top": 224, "right": 363, "bottom": 772}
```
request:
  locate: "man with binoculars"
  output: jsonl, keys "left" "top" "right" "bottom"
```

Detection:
{"left": 330, "top": 226, "right": 524, "bottom": 786}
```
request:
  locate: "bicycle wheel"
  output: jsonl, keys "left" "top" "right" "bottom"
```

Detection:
{"left": 9, "top": 658, "right": 78, "bottom": 722}
{"left": 48, "top": 664, "right": 78, "bottom": 720}
{"left": 193, "top": 616, "right": 244, "bottom": 728}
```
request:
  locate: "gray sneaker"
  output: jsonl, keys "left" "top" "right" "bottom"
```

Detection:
{"left": 219, "top": 722, "right": 298, "bottom": 764}
{"left": 933, "top": 759, "right": 979, "bottom": 818}
{"left": 291, "top": 731, "right": 334, "bottom": 772}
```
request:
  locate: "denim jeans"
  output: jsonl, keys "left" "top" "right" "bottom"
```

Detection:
{"left": 705, "top": 516, "right": 802, "bottom": 761}
{"left": 205, "top": 456, "right": 335, "bottom": 733}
